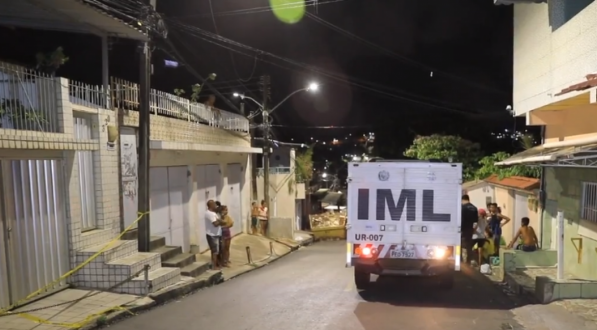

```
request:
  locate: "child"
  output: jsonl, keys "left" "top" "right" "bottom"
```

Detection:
{"left": 472, "top": 227, "right": 496, "bottom": 266}
{"left": 507, "top": 217, "right": 538, "bottom": 252}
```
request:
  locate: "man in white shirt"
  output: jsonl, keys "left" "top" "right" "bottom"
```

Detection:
{"left": 205, "top": 200, "right": 223, "bottom": 269}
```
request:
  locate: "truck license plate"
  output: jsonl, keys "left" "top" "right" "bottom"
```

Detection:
{"left": 390, "top": 250, "right": 416, "bottom": 259}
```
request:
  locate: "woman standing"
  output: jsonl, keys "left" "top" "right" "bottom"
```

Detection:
{"left": 219, "top": 205, "right": 234, "bottom": 267}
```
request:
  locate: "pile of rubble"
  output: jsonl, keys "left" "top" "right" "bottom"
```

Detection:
{"left": 310, "top": 210, "right": 346, "bottom": 229}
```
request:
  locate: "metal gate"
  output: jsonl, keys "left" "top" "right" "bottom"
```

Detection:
{"left": 0, "top": 159, "right": 69, "bottom": 309}
{"left": 74, "top": 115, "right": 97, "bottom": 230}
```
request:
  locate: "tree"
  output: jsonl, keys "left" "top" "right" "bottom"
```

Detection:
{"left": 475, "top": 151, "right": 540, "bottom": 179}
{"left": 288, "top": 146, "right": 314, "bottom": 194}
{"left": 35, "top": 47, "right": 69, "bottom": 76}
{"left": 404, "top": 135, "right": 482, "bottom": 180}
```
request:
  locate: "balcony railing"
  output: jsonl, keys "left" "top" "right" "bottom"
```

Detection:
{"left": 0, "top": 61, "right": 60, "bottom": 132}
{"left": 111, "top": 77, "right": 249, "bottom": 132}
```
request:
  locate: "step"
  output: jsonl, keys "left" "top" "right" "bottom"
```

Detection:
{"left": 152, "top": 245, "right": 182, "bottom": 262}
{"left": 114, "top": 267, "right": 181, "bottom": 295}
{"left": 163, "top": 253, "right": 196, "bottom": 268}
{"left": 76, "top": 240, "right": 137, "bottom": 263}
{"left": 121, "top": 229, "right": 138, "bottom": 241}
{"left": 150, "top": 236, "right": 166, "bottom": 250}
{"left": 180, "top": 261, "right": 210, "bottom": 277}
{"left": 106, "top": 252, "right": 162, "bottom": 276}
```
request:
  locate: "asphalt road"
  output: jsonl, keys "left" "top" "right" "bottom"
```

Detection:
{"left": 109, "top": 241, "right": 529, "bottom": 330}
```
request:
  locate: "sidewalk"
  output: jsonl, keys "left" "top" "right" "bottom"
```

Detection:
{"left": 484, "top": 266, "right": 597, "bottom": 330}
{"left": 0, "top": 232, "right": 313, "bottom": 330}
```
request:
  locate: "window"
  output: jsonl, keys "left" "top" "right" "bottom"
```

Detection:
{"left": 581, "top": 182, "right": 597, "bottom": 222}
{"left": 74, "top": 114, "right": 98, "bottom": 230}
{"left": 549, "top": 0, "right": 594, "bottom": 31}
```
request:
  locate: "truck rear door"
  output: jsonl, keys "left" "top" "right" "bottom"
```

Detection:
{"left": 402, "top": 164, "right": 462, "bottom": 246}
{"left": 347, "top": 163, "right": 405, "bottom": 247}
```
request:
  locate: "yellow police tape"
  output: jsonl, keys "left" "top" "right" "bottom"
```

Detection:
{"left": 0, "top": 211, "right": 150, "bottom": 328}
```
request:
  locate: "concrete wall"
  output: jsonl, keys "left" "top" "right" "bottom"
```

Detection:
{"left": 513, "top": 2, "right": 597, "bottom": 115}
{"left": 466, "top": 184, "right": 495, "bottom": 210}
{"left": 495, "top": 186, "right": 516, "bottom": 244}
{"left": 257, "top": 172, "right": 297, "bottom": 222}
{"left": 543, "top": 167, "right": 597, "bottom": 280}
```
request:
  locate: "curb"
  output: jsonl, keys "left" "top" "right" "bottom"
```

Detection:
{"left": 503, "top": 271, "right": 539, "bottom": 303}
{"left": 93, "top": 271, "right": 223, "bottom": 330}
{"left": 92, "top": 238, "right": 315, "bottom": 329}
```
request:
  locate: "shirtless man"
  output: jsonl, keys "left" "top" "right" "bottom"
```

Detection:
{"left": 507, "top": 217, "right": 539, "bottom": 252}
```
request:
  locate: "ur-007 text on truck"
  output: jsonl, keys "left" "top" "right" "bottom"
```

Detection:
{"left": 346, "top": 161, "right": 462, "bottom": 290}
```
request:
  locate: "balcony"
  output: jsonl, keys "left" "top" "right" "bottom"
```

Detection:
{"left": 0, "top": 61, "right": 61, "bottom": 132}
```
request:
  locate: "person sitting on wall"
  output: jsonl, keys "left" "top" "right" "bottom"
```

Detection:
{"left": 507, "top": 217, "right": 539, "bottom": 252}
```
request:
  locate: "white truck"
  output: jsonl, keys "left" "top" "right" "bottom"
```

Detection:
{"left": 346, "top": 160, "right": 462, "bottom": 290}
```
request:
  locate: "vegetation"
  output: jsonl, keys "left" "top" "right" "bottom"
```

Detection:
{"left": 475, "top": 151, "right": 540, "bottom": 179}
{"left": 35, "top": 47, "right": 69, "bottom": 75}
{"left": 403, "top": 134, "right": 540, "bottom": 181}
{"left": 0, "top": 99, "right": 47, "bottom": 129}
{"left": 403, "top": 134, "right": 481, "bottom": 180}
{"left": 288, "top": 146, "right": 314, "bottom": 194}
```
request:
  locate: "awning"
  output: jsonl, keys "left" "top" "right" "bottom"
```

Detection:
{"left": 0, "top": 0, "right": 147, "bottom": 41}
{"left": 496, "top": 142, "right": 597, "bottom": 168}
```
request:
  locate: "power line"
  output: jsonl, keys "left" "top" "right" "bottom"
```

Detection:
{"left": 305, "top": 12, "right": 506, "bottom": 96}
{"left": 166, "top": 19, "right": 489, "bottom": 116}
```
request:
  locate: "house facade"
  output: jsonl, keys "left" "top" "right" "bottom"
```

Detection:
{"left": 0, "top": 60, "right": 258, "bottom": 309}
{"left": 496, "top": 1, "right": 597, "bottom": 280}
{"left": 257, "top": 148, "right": 306, "bottom": 234}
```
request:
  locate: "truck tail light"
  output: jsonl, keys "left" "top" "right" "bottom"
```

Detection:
{"left": 355, "top": 244, "right": 378, "bottom": 258}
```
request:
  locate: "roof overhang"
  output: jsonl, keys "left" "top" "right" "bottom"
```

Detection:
{"left": 496, "top": 142, "right": 597, "bottom": 168}
{"left": 0, "top": 0, "right": 148, "bottom": 41}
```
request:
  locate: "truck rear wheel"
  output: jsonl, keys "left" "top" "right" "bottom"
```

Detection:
{"left": 354, "top": 267, "right": 371, "bottom": 290}
{"left": 438, "top": 271, "right": 455, "bottom": 290}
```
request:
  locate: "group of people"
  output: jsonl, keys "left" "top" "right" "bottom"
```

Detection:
{"left": 205, "top": 200, "right": 235, "bottom": 270}
{"left": 461, "top": 194, "right": 539, "bottom": 267}
{"left": 250, "top": 200, "right": 269, "bottom": 236}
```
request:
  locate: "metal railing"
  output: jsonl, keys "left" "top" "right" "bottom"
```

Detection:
{"left": 69, "top": 80, "right": 109, "bottom": 109}
{"left": 0, "top": 61, "right": 60, "bottom": 132}
{"left": 581, "top": 182, "right": 597, "bottom": 222}
{"left": 111, "top": 77, "right": 249, "bottom": 132}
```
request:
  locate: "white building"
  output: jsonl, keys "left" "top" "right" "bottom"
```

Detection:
{"left": 0, "top": 61, "right": 259, "bottom": 309}
{"left": 496, "top": 0, "right": 597, "bottom": 282}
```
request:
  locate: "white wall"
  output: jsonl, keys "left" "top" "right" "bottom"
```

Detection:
{"left": 467, "top": 184, "right": 495, "bottom": 210}
{"left": 150, "top": 150, "right": 252, "bottom": 252}
{"left": 513, "top": 2, "right": 597, "bottom": 115}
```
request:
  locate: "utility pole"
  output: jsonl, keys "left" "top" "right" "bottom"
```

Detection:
{"left": 137, "top": 0, "right": 156, "bottom": 252}
{"left": 260, "top": 75, "right": 271, "bottom": 220}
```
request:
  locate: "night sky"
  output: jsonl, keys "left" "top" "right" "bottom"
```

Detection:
{"left": 0, "top": 0, "right": 533, "bottom": 167}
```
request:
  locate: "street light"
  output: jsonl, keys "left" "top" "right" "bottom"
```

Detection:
{"left": 233, "top": 82, "right": 318, "bottom": 113}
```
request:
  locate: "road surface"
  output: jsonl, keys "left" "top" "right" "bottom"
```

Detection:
{"left": 109, "top": 241, "right": 529, "bottom": 330}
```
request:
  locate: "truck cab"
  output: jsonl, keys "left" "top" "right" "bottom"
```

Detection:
{"left": 346, "top": 161, "right": 462, "bottom": 290}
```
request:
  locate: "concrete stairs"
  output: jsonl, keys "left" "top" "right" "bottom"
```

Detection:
{"left": 149, "top": 236, "right": 210, "bottom": 278}
{"left": 121, "top": 230, "right": 211, "bottom": 278}
{"left": 75, "top": 240, "right": 181, "bottom": 295}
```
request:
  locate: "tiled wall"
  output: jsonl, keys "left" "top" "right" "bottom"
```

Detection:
{"left": 513, "top": 2, "right": 597, "bottom": 115}
{"left": 1, "top": 75, "right": 252, "bottom": 288}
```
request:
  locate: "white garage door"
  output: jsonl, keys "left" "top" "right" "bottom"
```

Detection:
{"left": 226, "top": 163, "right": 243, "bottom": 236}
{"left": 195, "top": 165, "right": 222, "bottom": 252}
{"left": 514, "top": 192, "right": 529, "bottom": 239}
{"left": 150, "top": 166, "right": 188, "bottom": 251}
